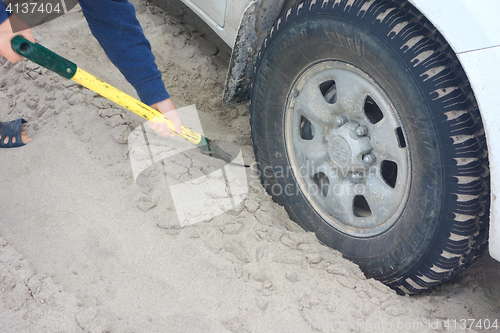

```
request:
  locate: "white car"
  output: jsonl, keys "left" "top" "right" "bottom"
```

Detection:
{"left": 175, "top": 0, "right": 500, "bottom": 294}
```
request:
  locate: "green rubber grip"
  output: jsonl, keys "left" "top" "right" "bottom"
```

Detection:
{"left": 11, "top": 35, "right": 77, "bottom": 79}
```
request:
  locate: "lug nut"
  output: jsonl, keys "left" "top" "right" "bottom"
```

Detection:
{"left": 351, "top": 172, "right": 364, "bottom": 181}
{"left": 356, "top": 126, "right": 368, "bottom": 136}
{"left": 363, "top": 154, "right": 375, "bottom": 165}
{"left": 336, "top": 115, "right": 347, "bottom": 127}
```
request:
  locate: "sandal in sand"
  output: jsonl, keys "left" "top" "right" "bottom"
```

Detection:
{"left": 0, "top": 118, "right": 28, "bottom": 148}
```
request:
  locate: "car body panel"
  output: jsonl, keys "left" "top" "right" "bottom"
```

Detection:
{"left": 178, "top": 0, "right": 500, "bottom": 261}
{"left": 179, "top": 0, "right": 248, "bottom": 46}
{"left": 181, "top": 0, "right": 227, "bottom": 27}
{"left": 408, "top": 0, "right": 500, "bottom": 53}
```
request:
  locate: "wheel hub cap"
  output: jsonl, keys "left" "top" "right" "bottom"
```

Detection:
{"left": 326, "top": 121, "right": 372, "bottom": 170}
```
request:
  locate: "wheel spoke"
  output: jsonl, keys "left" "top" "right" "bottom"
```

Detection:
{"left": 295, "top": 75, "right": 337, "bottom": 125}
{"left": 292, "top": 134, "right": 329, "bottom": 177}
{"left": 370, "top": 118, "right": 407, "bottom": 165}
{"left": 334, "top": 70, "right": 371, "bottom": 119}
{"left": 322, "top": 180, "right": 353, "bottom": 219}
{"left": 363, "top": 169, "right": 403, "bottom": 221}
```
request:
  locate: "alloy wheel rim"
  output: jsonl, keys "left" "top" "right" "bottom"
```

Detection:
{"left": 284, "top": 61, "right": 411, "bottom": 237}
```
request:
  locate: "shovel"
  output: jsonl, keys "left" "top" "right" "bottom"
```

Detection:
{"left": 11, "top": 35, "right": 248, "bottom": 167}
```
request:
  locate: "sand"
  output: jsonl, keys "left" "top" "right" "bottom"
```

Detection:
{"left": 1, "top": 1, "right": 499, "bottom": 332}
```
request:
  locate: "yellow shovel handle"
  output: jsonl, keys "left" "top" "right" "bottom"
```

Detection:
{"left": 72, "top": 68, "right": 203, "bottom": 145}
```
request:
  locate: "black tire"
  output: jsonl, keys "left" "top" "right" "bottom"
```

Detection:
{"left": 249, "top": 0, "right": 489, "bottom": 294}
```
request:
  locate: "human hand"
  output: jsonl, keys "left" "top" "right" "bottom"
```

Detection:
{"left": 0, "top": 14, "right": 35, "bottom": 63}
{"left": 148, "top": 98, "right": 182, "bottom": 137}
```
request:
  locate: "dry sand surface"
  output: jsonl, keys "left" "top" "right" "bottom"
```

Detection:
{"left": 1, "top": 1, "right": 499, "bottom": 332}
